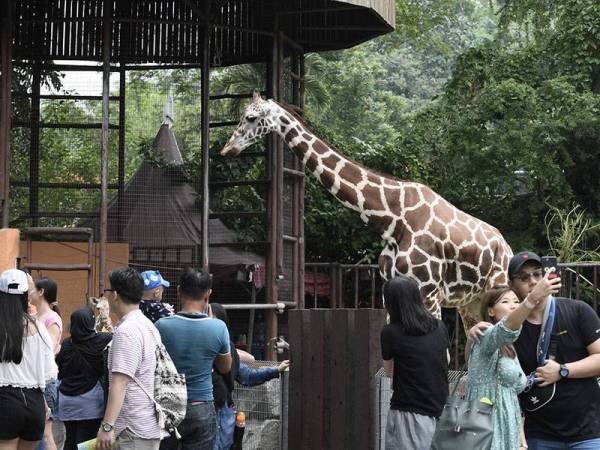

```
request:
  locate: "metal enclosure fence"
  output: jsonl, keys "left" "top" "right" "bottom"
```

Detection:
{"left": 232, "top": 361, "right": 289, "bottom": 450}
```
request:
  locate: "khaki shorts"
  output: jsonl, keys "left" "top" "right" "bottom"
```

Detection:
{"left": 117, "top": 428, "right": 160, "bottom": 450}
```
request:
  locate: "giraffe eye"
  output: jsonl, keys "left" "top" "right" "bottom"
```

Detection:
{"left": 246, "top": 115, "right": 257, "bottom": 123}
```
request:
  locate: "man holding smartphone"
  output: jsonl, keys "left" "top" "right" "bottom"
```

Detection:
{"left": 469, "top": 251, "right": 600, "bottom": 449}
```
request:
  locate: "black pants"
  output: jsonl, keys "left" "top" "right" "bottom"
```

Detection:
{"left": 63, "top": 419, "right": 102, "bottom": 450}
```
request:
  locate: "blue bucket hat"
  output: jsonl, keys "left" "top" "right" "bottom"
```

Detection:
{"left": 141, "top": 270, "right": 170, "bottom": 290}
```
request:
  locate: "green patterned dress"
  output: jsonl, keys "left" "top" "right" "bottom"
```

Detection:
{"left": 467, "top": 318, "right": 527, "bottom": 450}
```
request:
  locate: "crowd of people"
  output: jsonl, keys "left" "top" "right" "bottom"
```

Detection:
{"left": 381, "top": 251, "right": 600, "bottom": 450}
{"left": 0, "top": 266, "right": 289, "bottom": 450}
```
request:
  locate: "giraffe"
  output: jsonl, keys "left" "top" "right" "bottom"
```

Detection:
{"left": 220, "top": 92, "right": 513, "bottom": 329}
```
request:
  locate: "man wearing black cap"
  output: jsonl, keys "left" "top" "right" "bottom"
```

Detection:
{"left": 469, "top": 251, "right": 600, "bottom": 449}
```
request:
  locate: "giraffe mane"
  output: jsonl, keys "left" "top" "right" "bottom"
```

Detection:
{"left": 276, "top": 101, "right": 409, "bottom": 184}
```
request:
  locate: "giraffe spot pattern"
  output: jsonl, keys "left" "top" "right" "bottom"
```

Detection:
{"left": 224, "top": 100, "right": 514, "bottom": 325}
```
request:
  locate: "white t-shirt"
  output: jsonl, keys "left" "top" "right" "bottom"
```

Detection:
{"left": 0, "top": 321, "right": 58, "bottom": 389}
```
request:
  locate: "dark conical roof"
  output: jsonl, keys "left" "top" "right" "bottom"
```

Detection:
{"left": 84, "top": 120, "right": 263, "bottom": 267}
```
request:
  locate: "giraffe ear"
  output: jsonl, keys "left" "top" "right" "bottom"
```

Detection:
{"left": 253, "top": 90, "right": 262, "bottom": 102}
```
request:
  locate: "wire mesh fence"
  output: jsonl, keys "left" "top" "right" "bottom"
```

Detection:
{"left": 232, "top": 361, "right": 287, "bottom": 450}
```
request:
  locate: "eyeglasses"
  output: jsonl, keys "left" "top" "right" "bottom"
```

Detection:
{"left": 514, "top": 270, "right": 543, "bottom": 283}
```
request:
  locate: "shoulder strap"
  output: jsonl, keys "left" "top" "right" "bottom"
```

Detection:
{"left": 536, "top": 297, "right": 556, "bottom": 366}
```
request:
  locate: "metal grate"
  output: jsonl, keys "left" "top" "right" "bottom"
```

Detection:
{"left": 231, "top": 361, "right": 286, "bottom": 450}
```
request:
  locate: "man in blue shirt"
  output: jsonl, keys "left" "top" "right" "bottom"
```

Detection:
{"left": 156, "top": 268, "right": 232, "bottom": 450}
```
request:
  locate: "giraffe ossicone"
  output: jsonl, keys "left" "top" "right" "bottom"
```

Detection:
{"left": 221, "top": 93, "right": 513, "bottom": 330}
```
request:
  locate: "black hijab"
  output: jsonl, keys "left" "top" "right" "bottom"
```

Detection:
{"left": 57, "top": 306, "right": 112, "bottom": 396}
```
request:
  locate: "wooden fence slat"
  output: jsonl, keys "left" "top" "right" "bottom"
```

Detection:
{"left": 288, "top": 310, "right": 303, "bottom": 449}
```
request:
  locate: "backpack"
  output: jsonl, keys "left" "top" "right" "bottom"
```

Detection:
{"left": 133, "top": 336, "right": 187, "bottom": 438}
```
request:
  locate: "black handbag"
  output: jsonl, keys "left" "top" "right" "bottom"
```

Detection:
{"left": 430, "top": 356, "right": 500, "bottom": 450}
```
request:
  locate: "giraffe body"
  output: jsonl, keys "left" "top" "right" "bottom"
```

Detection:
{"left": 221, "top": 93, "right": 513, "bottom": 329}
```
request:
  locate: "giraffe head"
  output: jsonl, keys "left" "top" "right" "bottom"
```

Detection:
{"left": 221, "top": 91, "right": 277, "bottom": 156}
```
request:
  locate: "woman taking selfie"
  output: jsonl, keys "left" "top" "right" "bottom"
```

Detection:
{"left": 467, "top": 275, "right": 558, "bottom": 450}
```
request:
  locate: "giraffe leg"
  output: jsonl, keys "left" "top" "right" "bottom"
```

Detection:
{"left": 458, "top": 300, "right": 482, "bottom": 336}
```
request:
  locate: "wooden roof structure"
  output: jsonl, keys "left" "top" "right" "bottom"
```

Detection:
{"left": 0, "top": 0, "right": 395, "bottom": 360}
{"left": 5, "top": 0, "right": 394, "bottom": 66}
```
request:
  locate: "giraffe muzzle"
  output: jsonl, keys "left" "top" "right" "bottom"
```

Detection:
{"left": 220, "top": 144, "right": 241, "bottom": 156}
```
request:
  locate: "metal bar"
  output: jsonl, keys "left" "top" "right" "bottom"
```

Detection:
{"left": 201, "top": 25, "right": 211, "bottom": 271}
{"left": 576, "top": 268, "right": 581, "bottom": 300}
{"left": 209, "top": 179, "right": 269, "bottom": 188}
{"left": 264, "top": 23, "right": 279, "bottom": 362}
{"left": 354, "top": 267, "right": 359, "bottom": 308}
{"left": 299, "top": 25, "right": 387, "bottom": 32}
{"left": 23, "top": 263, "right": 92, "bottom": 271}
{"left": 279, "top": 32, "right": 304, "bottom": 54}
{"left": 276, "top": 6, "right": 363, "bottom": 16}
{"left": 209, "top": 241, "right": 269, "bottom": 247}
{"left": 222, "top": 302, "right": 292, "bottom": 311}
{"left": 313, "top": 265, "right": 318, "bottom": 307}
{"left": 209, "top": 92, "right": 257, "bottom": 100}
{"left": 247, "top": 283, "right": 257, "bottom": 353}
{"left": 455, "top": 310, "right": 460, "bottom": 370}
{"left": 593, "top": 266, "right": 598, "bottom": 313}
{"left": 370, "top": 269, "right": 376, "bottom": 308}
{"left": 11, "top": 181, "right": 119, "bottom": 189}
{"left": 13, "top": 212, "right": 99, "bottom": 219}
{"left": 87, "top": 231, "right": 94, "bottom": 297}
{"left": 208, "top": 120, "right": 239, "bottom": 128}
{"left": 210, "top": 150, "right": 266, "bottom": 158}
{"left": 283, "top": 167, "right": 304, "bottom": 178}
{"left": 1, "top": 5, "right": 13, "bottom": 227}
{"left": 23, "top": 227, "right": 93, "bottom": 236}
{"left": 99, "top": 0, "right": 112, "bottom": 293}
{"left": 12, "top": 93, "right": 120, "bottom": 101}
{"left": 208, "top": 210, "right": 264, "bottom": 218}
{"left": 117, "top": 68, "right": 126, "bottom": 242}
{"left": 28, "top": 66, "right": 41, "bottom": 227}
{"left": 13, "top": 121, "right": 119, "bottom": 129}
{"left": 12, "top": 62, "right": 109, "bottom": 71}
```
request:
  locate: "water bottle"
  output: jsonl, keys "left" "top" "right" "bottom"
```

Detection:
{"left": 232, "top": 411, "right": 245, "bottom": 450}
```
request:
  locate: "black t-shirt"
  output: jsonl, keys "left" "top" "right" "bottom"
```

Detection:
{"left": 514, "top": 298, "right": 600, "bottom": 442}
{"left": 380, "top": 320, "right": 449, "bottom": 418}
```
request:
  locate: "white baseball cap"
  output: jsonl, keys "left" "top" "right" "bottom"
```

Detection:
{"left": 0, "top": 269, "right": 30, "bottom": 295}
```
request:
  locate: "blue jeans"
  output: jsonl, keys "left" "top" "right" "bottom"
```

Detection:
{"left": 161, "top": 402, "right": 217, "bottom": 450}
{"left": 528, "top": 438, "right": 600, "bottom": 449}
{"left": 213, "top": 406, "right": 235, "bottom": 450}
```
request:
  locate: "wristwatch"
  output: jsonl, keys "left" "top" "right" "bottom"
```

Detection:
{"left": 559, "top": 364, "right": 570, "bottom": 380}
{"left": 101, "top": 422, "right": 114, "bottom": 432}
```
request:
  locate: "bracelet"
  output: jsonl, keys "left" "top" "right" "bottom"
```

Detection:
{"left": 522, "top": 297, "right": 536, "bottom": 309}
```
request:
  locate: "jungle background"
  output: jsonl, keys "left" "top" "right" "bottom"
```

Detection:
{"left": 9, "top": 0, "right": 600, "bottom": 265}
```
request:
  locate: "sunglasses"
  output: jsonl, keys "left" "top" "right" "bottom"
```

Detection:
{"left": 513, "top": 270, "right": 543, "bottom": 283}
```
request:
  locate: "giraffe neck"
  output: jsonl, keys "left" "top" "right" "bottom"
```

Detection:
{"left": 272, "top": 102, "right": 404, "bottom": 237}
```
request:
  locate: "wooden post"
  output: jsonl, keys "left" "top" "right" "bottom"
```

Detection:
{"left": 0, "top": 4, "right": 13, "bottom": 228}
{"left": 99, "top": 0, "right": 113, "bottom": 293}
{"left": 288, "top": 309, "right": 386, "bottom": 449}
{"left": 200, "top": 25, "right": 210, "bottom": 271}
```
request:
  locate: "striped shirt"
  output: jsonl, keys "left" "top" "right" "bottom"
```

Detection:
{"left": 109, "top": 309, "right": 161, "bottom": 439}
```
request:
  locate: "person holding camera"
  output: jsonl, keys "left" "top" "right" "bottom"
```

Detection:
{"left": 469, "top": 252, "right": 600, "bottom": 449}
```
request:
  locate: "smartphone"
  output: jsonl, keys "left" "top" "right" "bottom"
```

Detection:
{"left": 541, "top": 255, "right": 559, "bottom": 279}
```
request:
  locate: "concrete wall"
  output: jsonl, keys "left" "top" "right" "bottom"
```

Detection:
{"left": 19, "top": 241, "right": 129, "bottom": 336}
